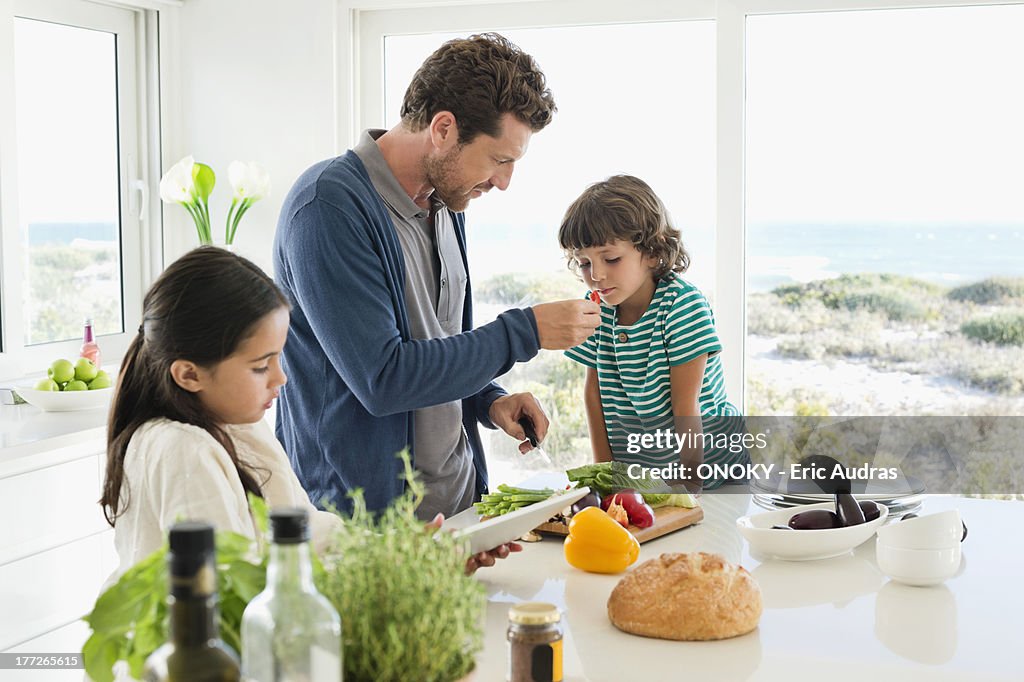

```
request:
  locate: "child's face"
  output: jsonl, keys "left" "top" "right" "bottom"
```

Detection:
{"left": 573, "top": 240, "right": 659, "bottom": 307}
{"left": 194, "top": 307, "right": 290, "bottom": 425}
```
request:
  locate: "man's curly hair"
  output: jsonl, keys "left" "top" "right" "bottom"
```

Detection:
{"left": 400, "top": 33, "right": 556, "bottom": 143}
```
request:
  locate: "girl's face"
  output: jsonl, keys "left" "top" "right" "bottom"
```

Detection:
{"left": 189, "top": 307, "right": 290, "bottom": 425}
{"left": 574, "top": 239, "right": 659, "bottom": 309}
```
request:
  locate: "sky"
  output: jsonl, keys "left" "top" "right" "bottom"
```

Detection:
{"left": 12, "top": 4, "right": 1024, "bottom": 269}
{"left": 13, "top": 17, "right": 119, "bottom": 226}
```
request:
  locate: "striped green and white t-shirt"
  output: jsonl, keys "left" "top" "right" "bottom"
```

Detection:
{"left": 565, "top": 274, "right": 743, "bottom": 483}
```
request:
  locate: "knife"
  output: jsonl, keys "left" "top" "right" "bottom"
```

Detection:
{"left": 517, "top": 416, "right": 554, "bottom": 466}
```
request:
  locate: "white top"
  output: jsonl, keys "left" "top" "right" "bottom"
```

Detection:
{"left": 109, "top": 417, "right": 341, "bottom": 584}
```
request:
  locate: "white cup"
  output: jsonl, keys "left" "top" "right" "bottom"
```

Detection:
{"left": 875, "top": 538, "right": 961, "bottom": 586}
{"left": 875, "top": 509, "right": 962, "bottom": 550}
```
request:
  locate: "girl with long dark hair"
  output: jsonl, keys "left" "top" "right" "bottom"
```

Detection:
{"left": 100, "top": 247, "right": 341, "bottom": 578}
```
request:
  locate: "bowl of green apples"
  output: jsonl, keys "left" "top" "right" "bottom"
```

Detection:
{"left": 17, "top": 358, "right": 114, "bottom": 412}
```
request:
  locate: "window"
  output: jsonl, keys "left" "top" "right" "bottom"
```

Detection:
{"left": 355, "top": 0, "right": 1024, "bottom": 487}
{"left": 745, "top": 5, "right": 1024, "bottom": 417}
{"left": 0, "top": 0, "right": 148, "bottom": 380}
{"left": 367, "top": 5, "right": 716, "bottom": 480}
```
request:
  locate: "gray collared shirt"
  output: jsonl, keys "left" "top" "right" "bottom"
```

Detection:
{"left": 354, "top": 129, "right": 475, "bottom": 520}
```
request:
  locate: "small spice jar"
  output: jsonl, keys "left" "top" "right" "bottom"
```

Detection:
{"left": 507, "top": 602, "right": 563, "bottom": 682}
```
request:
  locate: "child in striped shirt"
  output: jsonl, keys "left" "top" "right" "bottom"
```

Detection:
{"left": 559, "top": 175, "right": 746, "bottom": 489}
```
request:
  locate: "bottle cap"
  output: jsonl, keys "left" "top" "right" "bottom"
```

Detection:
{"left": 84, "top": 317, "right": 94, "bottom": 326}
{"left": 508, "top": 602, "right": 560, "bottom": 625}
{"left": 270, "top": 508, "right": 310, "bottom": 544}
{"left": 167, "top": 523, "right": 216, "bottom": 597}
{"left": 169, "top": 521, "right": 214, "bottom": 555}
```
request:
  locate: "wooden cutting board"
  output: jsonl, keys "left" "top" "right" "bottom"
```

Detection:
{"left": 534, "top": 504, "right": 704, "bottom": 543}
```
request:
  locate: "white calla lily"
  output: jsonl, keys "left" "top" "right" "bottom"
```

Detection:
{"left": 158, "top": 155, "right": 197, "bottom": 204}
{"left": 158, "top": 154, "right": 269, "bottom": 246}
{"left": 228, "top": 161, "right": 271, "bottom": 201}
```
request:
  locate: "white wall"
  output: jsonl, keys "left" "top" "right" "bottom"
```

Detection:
{"left": 161, "top": 0, "right": 338, "bottom": 272}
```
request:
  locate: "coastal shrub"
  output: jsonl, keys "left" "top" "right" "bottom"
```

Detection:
{"left": 949, "top": 277, "right": 1024, "bottom": 304}
{"left": 961, "top": 313, "right": 1024, "bottom": 347}
{"left": 772, "top": 274, "right": 942, "bottom": 321}
{"left": 477, "top": 272, "right": 579, "bottom": 305}
{"left": 746, "top": 374, "right": 836, "bottom": 416}
{"left": 747, "top": 294, "right": 833, "bottom": 335}
{"left": 953, "top": 348, "right": 1024, "bottom": 395}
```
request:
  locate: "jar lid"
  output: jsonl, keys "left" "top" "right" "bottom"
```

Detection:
{"left": 508, "top": 602, "right": 561, "bottom": 625}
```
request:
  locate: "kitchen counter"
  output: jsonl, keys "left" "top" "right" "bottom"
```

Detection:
{"left": 0, "top": 403, "right": 107, "bottom": 476}
{"left": 473, "top": 494, "right": 1021, "bottom": 681}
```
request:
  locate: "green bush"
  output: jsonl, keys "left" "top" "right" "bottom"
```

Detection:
{"left": 476, "top": 272, "right": 579, "bottom": 305}
{"left": 771, "top": 273, "right": 943, "bottom": 322}
{"left": 961, "top": 313, "right": 1024, "bottom": 346}
{"left": 949, "top": 277, "right": 1024, "bottom": 304}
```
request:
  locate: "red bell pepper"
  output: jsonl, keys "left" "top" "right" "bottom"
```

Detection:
{"left": 601, "top": 489, "right": 656, "bottom": 529}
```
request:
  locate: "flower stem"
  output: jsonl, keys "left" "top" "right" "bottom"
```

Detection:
{"left": 224, "top": 198, "right": 239, "bottom": 245}
{"left": 182, "top": 201, "right": 210, "bottom": 244}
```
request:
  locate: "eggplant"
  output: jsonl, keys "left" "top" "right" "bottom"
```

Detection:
{"left": 858, "top": 500, "right": 881, "bottom": 522}
{"left": 835, "top": 491, "right": 866, "bottom": 527}
{"left": 788, "top": 509, "right": 843, "bottom": 530}
{"left": 570, "top": 492, "right": 602, "bottom": 516}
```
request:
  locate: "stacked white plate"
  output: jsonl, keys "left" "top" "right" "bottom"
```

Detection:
{"left": 751, "top": 471, "right": 925, "bottom": 516}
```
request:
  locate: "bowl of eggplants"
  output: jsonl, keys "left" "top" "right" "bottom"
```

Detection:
{"left": 736, "top": 493, "right": 890, "bottom": 561}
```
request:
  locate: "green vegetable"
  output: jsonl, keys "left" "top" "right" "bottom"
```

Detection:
{"left": 642, "top": 492, "right": 698, "bottom": 509}
{"left": 472, "top": 484, "right": 558, "bottom": 517}
{"left": 566, "top": 462, "right": 664, "bottom": 497}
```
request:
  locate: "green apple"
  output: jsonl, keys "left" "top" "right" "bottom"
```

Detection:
{"left": 74, "top": 358, "right": 98, "bottom": 382}
{"left": 34, "top": 378, "right": 59, "bottom": 391}
{"left": 49, "top": 358, "right": 75, "bottom": 384}
{"left": 64, "top": 380, "right": 88, "bottom": 391}
{"left": 88, "top": 371, "right": 112, "bottom": 390}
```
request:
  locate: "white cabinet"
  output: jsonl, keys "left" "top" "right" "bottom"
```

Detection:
{"left": 0, "top": 406, "right": 113, "bottom": 661}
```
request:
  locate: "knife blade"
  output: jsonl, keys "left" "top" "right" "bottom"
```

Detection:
{"left": 517, "top": 416, "right": 554, "bottom": 466}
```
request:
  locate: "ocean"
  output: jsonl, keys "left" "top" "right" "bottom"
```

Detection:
{"left": 746, "top": 222, "right": 1024, "bottom": 293}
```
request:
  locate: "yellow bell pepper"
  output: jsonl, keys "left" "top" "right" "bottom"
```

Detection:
{"left": 563, "top": 506, "right": 640, "bottom": 574}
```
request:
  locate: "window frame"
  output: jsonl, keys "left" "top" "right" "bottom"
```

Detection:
{"left": 349, "top": 0, "right": 1024, "bottom": 410}
{"left": 0, "top": 0, "right": 159, "bottom": 382}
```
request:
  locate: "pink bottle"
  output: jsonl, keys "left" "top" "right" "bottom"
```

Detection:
{"left": 80, "top": 318, "right": 102, "bottom": 367}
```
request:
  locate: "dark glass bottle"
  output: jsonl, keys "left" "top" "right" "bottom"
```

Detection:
{"left": 143, "top": 522, "right": 241, "bottom": 682}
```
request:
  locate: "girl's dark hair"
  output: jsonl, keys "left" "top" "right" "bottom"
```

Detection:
{"left": 101, "top": 246, "right": 290, "bottom": 527}
{"left": 558, "top": 174, "right": 690, "bottom": 279}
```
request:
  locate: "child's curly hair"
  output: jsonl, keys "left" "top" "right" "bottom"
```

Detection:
{"left": 558, "top": 174, "right": 690, "bottom": 280}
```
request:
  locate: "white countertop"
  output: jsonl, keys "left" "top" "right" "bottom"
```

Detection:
{"left": 0, "top": 403, "right": 107, "bottom": 476}
{"left": 473, "top": 494, "right": 1021, "bottom": 681}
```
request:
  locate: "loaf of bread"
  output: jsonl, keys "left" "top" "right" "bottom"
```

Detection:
{"left": 607, "top": 552, "right": 762, "bottom": 640}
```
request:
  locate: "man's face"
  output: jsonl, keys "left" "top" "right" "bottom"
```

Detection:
{"left": 425, "top": 113, "right": 532, "bottom": 212}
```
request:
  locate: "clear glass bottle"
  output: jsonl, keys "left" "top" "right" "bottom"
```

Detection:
{"left": 242, "top": 508, "right": 342, "bottom": 682}
{"left": 80, "top": 317, "right": 101, "bottom": 367}
{"left": 143, "top": 522, "right": 241, "bottom": 682}
{"left": 507, "top": 602, "right": 563, "bottom": 682}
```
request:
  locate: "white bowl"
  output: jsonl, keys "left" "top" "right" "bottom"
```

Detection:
{"left": 16, "top": 385, "right": 114, "bottom": 412}
{"left": 875, "top": 539, "right": 961, "bottom": 586}
{"left": 736, "top": 501, "right": 889, "bottom": 561}
{"left": 875, "top": 509, "right": 962, "bottom": 550}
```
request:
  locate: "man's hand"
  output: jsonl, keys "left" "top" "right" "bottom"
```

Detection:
{"left": 465, "top": 542, "right": 524, "bottom": 575}
{"left": 532, "top": 300, "right": 600, "bottom": 350}
{"left": 489, "top": 393, "right": 549, "bottom": 454}
{"left": 427, "top": 513, "right": 523, "bottom": 575}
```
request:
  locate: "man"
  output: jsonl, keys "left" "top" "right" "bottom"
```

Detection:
{"left": 273, "top": 33, "right": 599, "bottom": 522}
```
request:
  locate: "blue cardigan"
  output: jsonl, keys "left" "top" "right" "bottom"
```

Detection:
{"left": 273, "top": 152, "right": 541, "bottom": 513}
